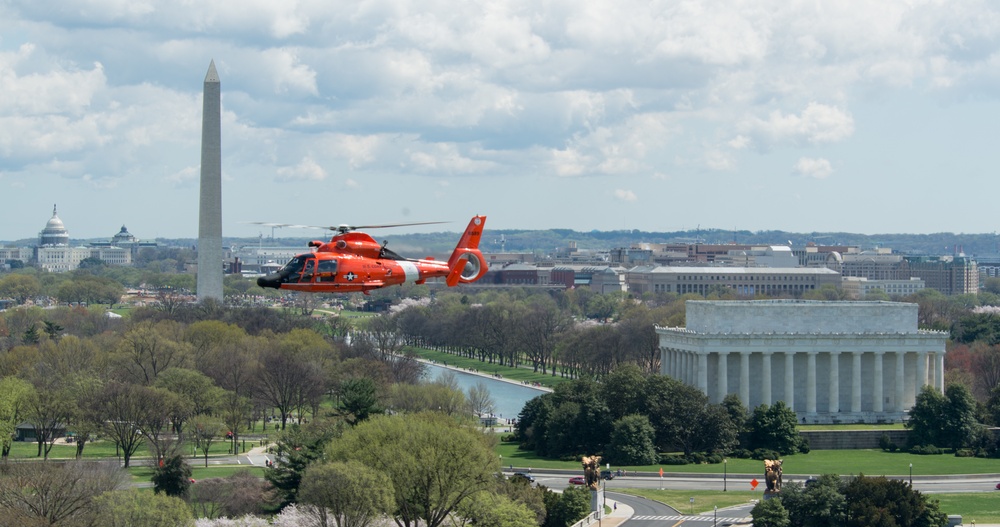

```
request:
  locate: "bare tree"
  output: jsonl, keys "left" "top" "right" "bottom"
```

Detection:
{"left": 467, "top": 381, "right": 495, "bottom": 419}
{"left": 0, "top": 460, "right": 126, "bottom": 526}
{"left": 99, "top": 381, "right": 151, "bottom": 468}
{"left": 116, "top": 321, "right": 191, "bottom": 385}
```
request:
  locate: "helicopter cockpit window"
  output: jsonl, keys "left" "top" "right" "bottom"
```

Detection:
{"left": 279, "top": 255, "right": 309, "bottom": 283}
{"left": 316, "top": 260, "right": 338, "bottom": 282}
{"left": 302, "top": 259, "right": 316, "bottom": 282}
{"left": 379, "top": 247, "right": 405, "bottom": 260}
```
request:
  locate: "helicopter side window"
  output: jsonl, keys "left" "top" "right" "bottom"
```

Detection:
{"left": 316, "top": 260, "right": 338, "bottom": 282}
{"left": 302, "top": 259, "right": 316, "bottom": 282}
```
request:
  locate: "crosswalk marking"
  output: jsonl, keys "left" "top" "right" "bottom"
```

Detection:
{"left": 630, "top": 515, "right": 747, "bottom": 522}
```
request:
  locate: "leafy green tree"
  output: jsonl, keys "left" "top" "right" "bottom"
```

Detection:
{"left": 543, "top": 485, "right": 591, "bottom": 527}
{"left": 843, "top": 475, "right": 947, "bottom": 527}
{"left": 747, "top": 401, "right": 804, "bottom": 454}
{"left": 327, "top": 412, "right": 500, "bottom": 527}
{"left": 152, "top": 453, "right": 193, "bottom": 498}
{"left": 92, "top": 489, "right": 194, "bottom": 527}
{"left": 456, "top": 491, "right": 537, "bottom": 527}
{"left": 299, "top": 460, "right": 396, "bottom": 527}
{"left": 542, "top": 378, "right": 612, "bottom": 458}
{"left": 751, "top": 497, "right": 791, "bottom": 527}
{"left": 42, "top": 320, "right": 63, "bottom": 342}
{"left": 606, "top": 414, "right": 658, "bottom": 465}
{"left": 22, "top": 324, "right": 39, "bottom": 344}
{"left": 951, "top": 312, "right": 1000, "bottom": 345}
{"left": 515, "top": 394, "right": 553, "bottom": 453}
{"left": 266, "top": 418, "right": 343, "bottom": 507}
{"left": 779, "top": 474, "right": 847, "bottom": 527}
{"left": 644, "top": 374, "right": 722, "bottom": 455}
{"left": 603, "top": 363, "right": 647, "bottom": 421}
{"left": 0, "top": 273, "right": 40, "bottom": 304}
{"left": 0, "top": 376, "right": 32, "bottom": 459}
{"left": 908, "top": 385, "right": 946, "bottom": 447}
{"left": 340, "top": 376, "right": 384, "bottom": 425}
{"left": 941, "top": 383, "right": 978, "bottom": 450}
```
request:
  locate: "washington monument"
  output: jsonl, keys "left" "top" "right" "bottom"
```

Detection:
{"left": 197, "top": 60, "right": 224, "bottom": 302}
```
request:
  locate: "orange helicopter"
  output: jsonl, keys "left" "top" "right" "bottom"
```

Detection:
{"left": 256, "top": 215, "right": 488, "bottom": 294}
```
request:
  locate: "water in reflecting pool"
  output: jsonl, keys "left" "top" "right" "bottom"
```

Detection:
{"left": 422, "top": 362, "right": 549, "bottom": 422}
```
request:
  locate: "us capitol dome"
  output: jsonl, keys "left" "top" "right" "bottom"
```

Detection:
{"left": 38, "top": 205, "right": 70, "bottom": 246}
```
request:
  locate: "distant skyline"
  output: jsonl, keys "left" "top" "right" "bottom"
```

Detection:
{"left": 2, "top": 1, "right": 1000, "bottom": 240}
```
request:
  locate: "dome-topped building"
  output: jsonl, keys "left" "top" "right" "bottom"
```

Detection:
{"left": 38, "top": 205, "right": 70, "bottom": 246}
{"left": 111, "top": 225, "right": 137, "bottom": 246}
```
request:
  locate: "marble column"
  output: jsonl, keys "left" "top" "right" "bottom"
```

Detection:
{"left": 916, "top": 352, "right": 928, "bottom": 395}
{"left": 784, "top": 353, "right": 795, "bottom": 412}
{"left": 761, "top": 352, "right": 773, "bottom": 406}
{"left": 828, "top": 351, "right": 840, "bottom": 414}
{"left": 935, "top": 353, "right": 945, "bottom": 393}
{"left": 873, "top": 352, "right": 884, "bottom": 413}
{"left": 697, "top": 352, "right": 708, "bottom": 393}
{"left": 717, "top": 352, "right": 729, "bottom": 404}
{"left": 895, "top": 351, "right": 906, "bottom": 412}
{"left": 740, "top": 352, "right": 750, "bottom": 406}
{"left": 851, "top": 351, "right": 862, "bottom": 413}
{"left": 806, "top": 352, "right": 817, "bottom": 415}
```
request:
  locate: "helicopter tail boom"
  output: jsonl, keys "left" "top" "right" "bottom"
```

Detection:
{"left": 446, "top": 215, "right": 488, "bottom": 286}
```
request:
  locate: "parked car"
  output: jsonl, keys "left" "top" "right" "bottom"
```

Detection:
{"left": 511, "top": 472, "right": 535, "bottom": 483}
{"left": 569, "top": 476, "right": 586, "bottom": 485}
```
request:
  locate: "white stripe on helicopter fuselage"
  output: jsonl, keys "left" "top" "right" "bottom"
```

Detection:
{"left": 398, "top": 261, "right": 420, "bottom": 283}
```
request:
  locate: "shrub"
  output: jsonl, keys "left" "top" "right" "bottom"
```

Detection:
{"left": 878, "top": 433, "right": 898, "bottom": 452}
{"left": 909, "top": 444, "right": 944, "bottom": 455}
{"left": 661, "top": 455, "right": 689, "bottom": 465}
{"left": 752, "top": 448, "right": 781, "bottom": 461}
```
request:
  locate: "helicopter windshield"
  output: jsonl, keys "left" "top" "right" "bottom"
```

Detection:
{"left": 278, "top": 255, "right": 310, "bottom": 282}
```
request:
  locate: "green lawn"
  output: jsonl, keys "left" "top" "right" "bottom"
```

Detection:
{"left": 5, "top": 437, "right": 264, "bottom": 461}
{"left": 408, "top": 347, "right": 568, "bottom": 389}
{"left": 129, "top": 464, "right": 267, "bottom": 483}
{"left": 498, "top": 442, "right": 1000, "bottom": 476}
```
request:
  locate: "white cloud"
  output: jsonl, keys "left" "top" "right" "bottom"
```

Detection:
{"left": 793, "top": 157, "right": 834, "bottom": 180}
{"left": 613, "top": 189, "right": 637, "bottom": 202}
{"left": 740, "top": 103, "right": 855, "bottom": 150}
{"left": 276, "top": 157, "right": 327, "bottom": 181}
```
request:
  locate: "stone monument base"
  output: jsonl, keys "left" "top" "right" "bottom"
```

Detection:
{"left": 590, "top": 488, "right": 605, "bottom": 518}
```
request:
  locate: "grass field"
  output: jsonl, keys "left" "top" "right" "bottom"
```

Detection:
{"left": 128, "top": 464, "right": 267, "bottom": 483}
{"left": 5, "top": 436, "right": 268, "bottom": 461}
{"left": 498, "top": 442, "right": 1000, "bottom": 476}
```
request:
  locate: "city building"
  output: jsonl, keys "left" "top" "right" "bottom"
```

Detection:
{"left": 657, "top": 300, "right": 947, "bottom": 424}
{"left": 841, "top": 277, "right": 925, "bottom": 299}
{"left": 626, "top": 266, "right": 841, "bottom": 296}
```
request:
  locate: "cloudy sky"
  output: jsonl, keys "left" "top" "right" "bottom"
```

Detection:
{"left": 2, "top": 0, "right": 1000, "bottom": 241}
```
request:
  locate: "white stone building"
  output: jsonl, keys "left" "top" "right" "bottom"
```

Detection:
{"left": 657, "top": 300, "right": 947, "bottom": 424}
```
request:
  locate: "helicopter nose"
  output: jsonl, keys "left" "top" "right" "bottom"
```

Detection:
{"left": 257, "top": 274, "right": 282, "bottom": 289}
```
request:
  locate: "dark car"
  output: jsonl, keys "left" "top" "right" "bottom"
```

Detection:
{"left": 511, "top": 472, "right": 535, "bottom": 483}
{"left": 569, "top": 476, "right": 586, "bottom": 485}
{"left": 602, "top": 472, "right": 615, "bottom": 480}
{"left": 804, "top": 477, "right": 819, "bottom": 487}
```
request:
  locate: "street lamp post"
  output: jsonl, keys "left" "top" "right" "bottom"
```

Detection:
{"left": 714, "top": 505, "right": 718, "bottom": 527}
{"left": 909, "top": 463, "right": 913, "bottom": 487}
{"left": 724, "top": 458, "right": 727, "bottom": 492}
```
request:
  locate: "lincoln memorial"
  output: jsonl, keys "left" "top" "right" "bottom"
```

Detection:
{"left": 656, "top": 300, "right": 947, "bottom": 424}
